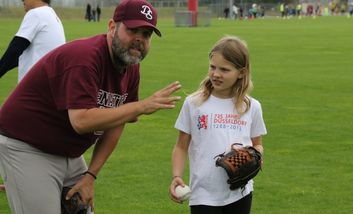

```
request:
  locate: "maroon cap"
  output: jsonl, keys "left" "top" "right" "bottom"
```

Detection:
{"left": 113, "top": 0, "right": 161, "bottom": 37}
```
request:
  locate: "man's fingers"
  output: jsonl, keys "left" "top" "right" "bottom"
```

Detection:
{"left": 157, "top": 81, "right": 181, "bottom": 96}
{"left": 159, "top": 96, "right": 182, "bottom": 108}
{"left": 163, "top": 81, "right": 181, "bottom": 91}
{"left": 79, "top": 190, "right": 93, "bottom": 205}
{"left": 65, "top": 188, "right": 76, "bottom": 200}
{"left": 141, "top": 82, "right": 182, "bottom": 114}
{"left": 89, "top": 199, "right": 94, "bottom": 212}
{"left": 167, "top": 96, "right": 182, "bottom": 103}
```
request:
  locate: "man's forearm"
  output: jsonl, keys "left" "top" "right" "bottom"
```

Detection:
{"left": 68, "top": 81, "right": 182, "bottom": 135}
{"left": 68, "top": 101, "right": 143, "bottom": 134}
{"left": 86, "top": 125, "right": 125, "bottom": 177}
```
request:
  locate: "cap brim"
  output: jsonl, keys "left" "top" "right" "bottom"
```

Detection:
{"left": 123, "top": 20, "right": 162, "bottom": 37}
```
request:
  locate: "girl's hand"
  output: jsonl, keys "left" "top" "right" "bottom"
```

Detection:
{"left": 169, "top": 176, "right": 186, "bottom": 204}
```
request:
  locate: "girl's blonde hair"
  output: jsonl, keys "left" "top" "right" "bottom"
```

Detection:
{"left": 191, "top": 35, "right": 253, "bottom": 114}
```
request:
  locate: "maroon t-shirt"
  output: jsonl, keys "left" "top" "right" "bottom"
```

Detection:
{"left": 0, "top": 34, "right": 139, "bottom": 157}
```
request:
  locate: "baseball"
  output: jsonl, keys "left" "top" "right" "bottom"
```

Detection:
{"left": 175, "top": 185, "right": 191, "bottom": 201}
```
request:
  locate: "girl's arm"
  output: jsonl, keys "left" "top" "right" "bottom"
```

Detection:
{"left": 170, "top": 130, "right": 191, "bottom": 203}
{"left": 251, "top": 135, "right": 264, "bottom": 154}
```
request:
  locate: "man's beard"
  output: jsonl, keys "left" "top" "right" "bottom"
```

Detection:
{"left": 111, "top": 32, "right": 147, "bottom": 67}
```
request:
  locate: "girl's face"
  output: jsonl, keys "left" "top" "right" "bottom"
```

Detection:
{"left": 208, "top": 52, "right": 242, "bottom": 98}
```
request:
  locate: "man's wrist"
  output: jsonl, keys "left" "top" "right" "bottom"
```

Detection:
{"left": 83, "top": 170, "right": 97, "bottom": 180}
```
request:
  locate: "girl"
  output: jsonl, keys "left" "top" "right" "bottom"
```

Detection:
{"left": 169, "top": 36, "right": 267, "bottom": 214}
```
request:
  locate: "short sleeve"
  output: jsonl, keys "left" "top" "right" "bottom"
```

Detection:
{"left": 16, "top": 11, "right": 42, "bottom": 42}
{"left": 175, "top": 96, "right": 192, "bottom": 134}
{"left": 250, "top": 99, "right": 267, "bottom": 138}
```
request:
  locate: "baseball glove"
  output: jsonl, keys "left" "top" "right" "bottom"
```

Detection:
{"left": 215, "top": 143, "right": 262, "bottom": 190}
{"left": 61, "top": 187, "right": 88, "bottom": 214}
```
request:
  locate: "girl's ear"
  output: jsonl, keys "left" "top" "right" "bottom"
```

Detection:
{"left": 238, "top": 68, "right": 246, "bottom": 79}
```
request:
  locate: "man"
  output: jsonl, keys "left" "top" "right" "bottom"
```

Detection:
{"left": 0, "top": 0, "right": 65, "bottom": 81}
{"left": 0, "top": 0, "right": 181, "bottom": 213}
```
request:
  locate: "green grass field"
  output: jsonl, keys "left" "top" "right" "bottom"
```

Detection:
{"left": 1, "top": 14, "right": 353, "bottom": 213}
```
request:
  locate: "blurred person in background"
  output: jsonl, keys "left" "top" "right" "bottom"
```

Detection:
{"left": 96, "top": 5, "right": 101, "bottom": 22}
{"left": 0, "top": 0, "right": 65, "bottom": 82}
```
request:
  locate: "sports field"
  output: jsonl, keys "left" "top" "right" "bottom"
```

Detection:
{"left": 1, "top": 13, "right": 353, "bottom": 214}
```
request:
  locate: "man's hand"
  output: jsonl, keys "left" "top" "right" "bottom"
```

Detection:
{"left": 140, "top": 81, "right": 182, "bottom": 114}
{"left": 64, "top": 175, "right": 95, "bottom": 212}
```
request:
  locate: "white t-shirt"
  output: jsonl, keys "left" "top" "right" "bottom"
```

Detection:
{"left": 233, "top": 5, "right": 238, "bottom": 14}
{"left": 16, "top": 6, "right": 65, "bottom": 82}
{"left": 175, "top": 94, "right": 267, "bottom": 206}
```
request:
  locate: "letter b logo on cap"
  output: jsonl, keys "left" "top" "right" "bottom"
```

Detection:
{"left": 141, "top": 5, "right": 153, "bottom": 20}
